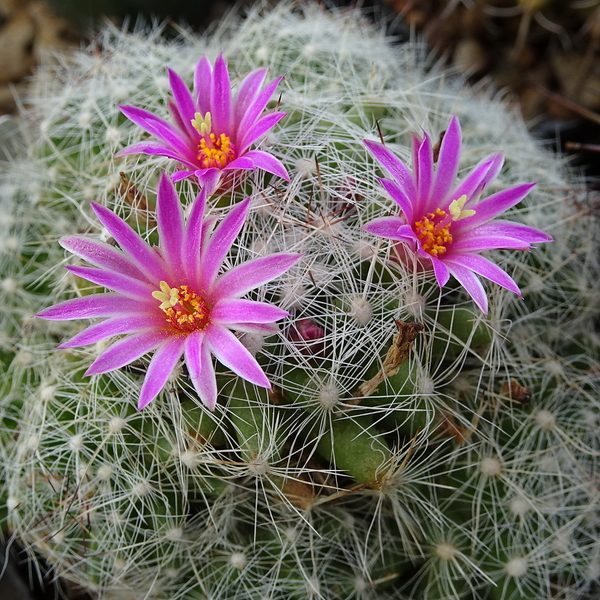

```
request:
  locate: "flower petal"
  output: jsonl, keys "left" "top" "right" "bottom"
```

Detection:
{"left": 379, "top": 178, "right": 413, "bottom": 222}
{"left": 211, "top": 298, "right": 289, "bottom": 325}
{"left": 362, "top": 216, "right": 415, "bottom": 242}
{"left": 116, "top": 142, "right": 198, "bottom": 169}
{"left": 37, "top": 294, "right": 140, "bottom": 320}
{"left": 183, "top": 188, "right": 208, "bottom": 282}
{"left": 445, "top": 262, "right": 488, "bottom": 314}
{"left": 206, "top": 324, "right": 270, "bottom": 388}
{"left": 138, "top": 336, "right": 185, "bottom": 410}
{"left": 119, "top": 105, "right": 195, "bottom": 161}
{"left": 242, "top": 150, "right": 289, "bottom": 180}
{"left": 414, "top": 131, "right": 434, "bottom": 213}
{"left": 458, "top": 183, "right": 536, "bottom": 229}
{"left": 466, "top": 220, "right": 553, "bottom": 244}
{"left": 157, "top": 174, "right": 185, "bottom": 274}
{"left": 212, "top": 253, "right": 302, "bottom": 300}
{"left": 85, "top": 330, "right": 167, "bottom": 376}
{"left": 236, "top": 75, "right": 283, "bottom": 141}
{"left": 167, "top": 67, "right": 198, "bottom": 141}
{"left": 58, "top": 314, "right": 162, "bottom": 349}
{"left": 430, "top": 256, "right": 450, "bottom": 288}
{"left": 364, "top": 140, "right": 416, "bottom": 201}
{"left": 200, "top": 198, "right": 250, "bottom": 291}
{"left": 59, "top": 236, "right": 145, "bottom": 280}
{"left": 184, "top": 330, "right": 218, "bottom": 410}
{"left": 445, "top": 254, "right": 521, "bottom": 296}
{"left": 238, "top": 112, "right": 286, "bottom": 153}
{"left": 451, "top": 153, "right": 503, "bottom": 204}
{"left": 90, "top": 202, "right": 169, "bottom": 282}
{"left": 194, "top": 168, "right": 223, "bottom": 196}
{"left": 211, "top": 54, "right": 232, "bottom": 135}
{"left": 234, "top": 67, "right": 268, "bottom": 125}
{"left": 66, "top": 266, "right": 155, "bottom": 300}
{"left": 432, "top": 115, "right": 461, "bottom": 204}
{"left": 194, "top": 56, "right": 213, "bottom": 116}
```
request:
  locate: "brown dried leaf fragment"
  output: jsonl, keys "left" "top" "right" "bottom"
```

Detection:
{"left": 501, "top": 379, "right": 532, "bottom": 405}
{"left": 118, "top": 172, "right": 156, "bottom": 225}
{"left": 352, "top": 320, "right": 423, "bottom": 401}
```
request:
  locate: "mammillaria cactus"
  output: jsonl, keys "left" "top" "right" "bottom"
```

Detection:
{"left": 1, "top": 2, "right": 599, "bottom": 600}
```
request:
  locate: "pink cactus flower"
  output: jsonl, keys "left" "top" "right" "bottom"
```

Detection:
{"left": 37, "top": 174, "right": 301, "bottom": 410}
{"left": 118, "top": 54, "right": 289, "bottom": 194}
{"left": 363, "top": 116, "right": 553, "bottom": 313}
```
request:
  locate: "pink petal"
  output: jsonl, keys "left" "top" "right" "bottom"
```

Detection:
{"left": 241, "top": 150, "right": 289, "bottom": 180}
{"left": 157, "top": 174, "right": 185, "bottom": 274}
{"left": 206, "top": 325, "right": 270, "bottom": 388}
{"left": 66, "top": 265, "right": 155, "bottom": 300}
{"left": 58, "top": 314, "right": 161, "bottom": 349}
{"left": 138, "top": 336, "right": 185, "bottom": 410}
{"left": 451, "top": 153, "right": 503, "bottom": 204}
{"left": 167, "top": 68, "right": 198, "bottom": 141}
{"left": 194, "top": 56, "right": 213, "bottom": 116}
{"left": 364, "top": 140, "right": 416, "bottom": 201}
{"left": 171, "top": 170, "right": 196, "bottom": 183}
{"left": 234, "top": 67, "right": 268, "bottom": 124}
{"left": 238, "top": 112, "right": 286, "bottom": 153}
{"left": 200, "top": 198, "right": 250, "bottom": 291}
{"left": 467, "top": 220, "right": 553, "bottom": 244}
{"left": 458, "top": 183, "right": 536, "bottom": 230}
{"left": 211, "top": 298, "right": 289, "bottom": 325}
{"left": 116, "top": 142, "right": 198, "bottom": 169}
{"left": 195, "top": 168, "right": 223, "bottom": 196}
{"left": 432, "top": 116, "right": 461, "bottom": 204}
{"left": 430, "top": 256, "right": 450, "bottom": 288}
{"left": 183, "top": 188, "right": 208, "bottom": 282}
{"left": 236, "top": 76, "right": 283, "bottom": 141}
{"left": 90, "top": 202, "right": 169, "bottom": 282}
{"left": 362, "top": 216, "right": 415, "bottom": 242}
{"left": 212, "top": 253, "right": 302, "bottom": 301}
{"left": 119, "top": 105, "right": 194, "bottom": 161}
{"left": 414, "top": 131, "right": 434, "bottom": 213}
{"left": 211, "top": 54, "right": 232, "bottom": 136}
{"left": 449, "top": 234, "right": 532, "bottom": 253}
{"left": 85, "top": 331, "right": 167, "bottom": 376}
{"left": 379, "top": 178, "right": 414, "bottom": 222}
{"left": 59, "top": 236, "right": 145, "bottom": 280}
{"left": 184, "top": 330, "right": 218, "bottom": 410}
{"left": 445, "top": 262, "right": 488, "bottom": 314}
{"left": 37, "top": 294, "right": 140, "bottom": 320}
{"left": 445, "top": 254, "right": 521, "bottom": 296}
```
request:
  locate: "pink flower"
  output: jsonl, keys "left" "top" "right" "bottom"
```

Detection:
{"left": 118, "top": 54, "right": 289, "bottom": 194}
{"left": 363, "top": 116, "right": 553, "bottom": 313}
{"left": 37, "top": 174, "right": 301, "bottom": 410}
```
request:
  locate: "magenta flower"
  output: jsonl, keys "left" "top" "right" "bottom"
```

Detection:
{"left": 118, "top": 54, "right": 289, "bottom": 194}
{"left": 37, "top": 174, "right": 301, "bottom": 410}
{"left": 363, "top": 116, "right": 552, "bottom": 313}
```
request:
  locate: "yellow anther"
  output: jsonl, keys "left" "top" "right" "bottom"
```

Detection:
{"left": 191, "top": 111, "right": 212, "bottom": 136}
{"left": 153, "top": 282, "right": 210, "bottom": 333}
{"left": 415, "top": 208, "right": 453, "bottom": 257}
{"left": 152, "top": 281, "right": 180, "bottom": 310}
{"left": 449, "top": 195, "right": 476, "bottom": 221}
{"left": 197, "top": 132, "right": 236, "bottom": 169}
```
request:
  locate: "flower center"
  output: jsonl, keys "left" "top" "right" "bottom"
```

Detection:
{"left": 192, "top": 111, "right": 236, "bottom": 169}
{"left": 414, "top": 196, "right": 476, "bottom": 258}
{"left": 152, "top": 281, "right": 210, "bottom": 333}
{"left": 414, "top": 208, "right": 453, "bottom": 257}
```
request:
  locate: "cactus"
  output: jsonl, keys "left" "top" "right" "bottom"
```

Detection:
{"left": 1, "top": 2, "right": 599, "bottom": 599}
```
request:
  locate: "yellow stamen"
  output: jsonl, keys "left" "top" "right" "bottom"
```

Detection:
{"left": 449, "top": 195, "right": 476, "bottom": 221}
{"left": 151, "top": 281, "right": 180, "bottom": 310}
{"left": 191, "top": 111, "right": 212, "bottom": 136}
{"left": 197, "top": 132, "right": 236, "bottom": 169}
{"left": 414, "top": 208, "right": 453, "bottom": 257}
{"left": 152, "top": 282, "right": 210, "bottom": 332}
